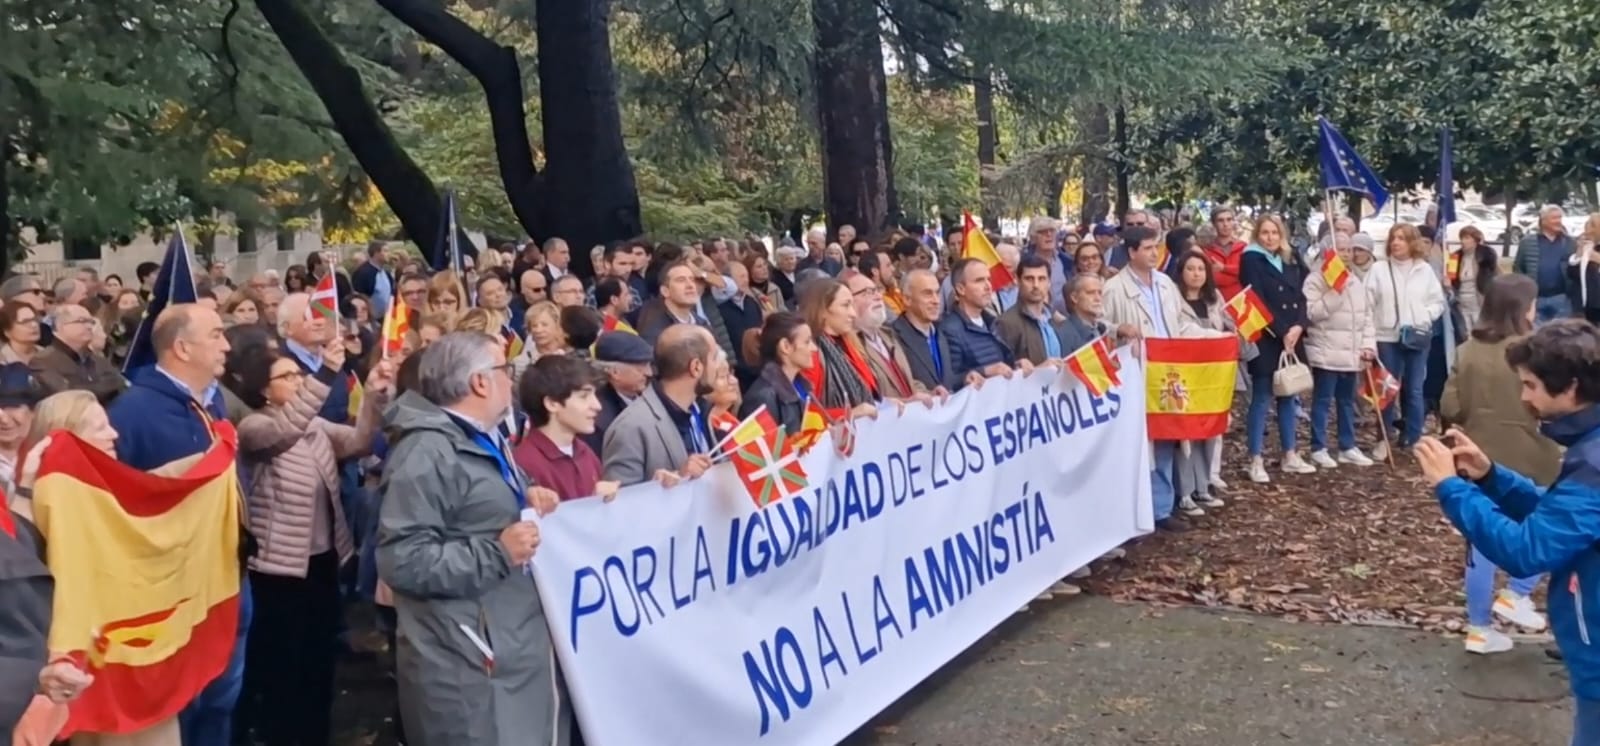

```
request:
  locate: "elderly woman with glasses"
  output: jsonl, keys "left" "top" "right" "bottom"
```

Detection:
{"left": 224, "top": 341, "right": 394, "bottom": 746}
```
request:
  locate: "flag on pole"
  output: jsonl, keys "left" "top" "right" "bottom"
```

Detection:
{"left": 791, "top": 398, "right": 845, "bottom": 455}
{"left": 308, "top": 272, "right": 338, "bottom": 322}
{"left": 1144, "top": 337, "right": 1240, "bottom": 440}
{"left": 1321, "top": 249, "right": 1351, "bottom": 293}
{"left": 1223, "top": 286, "right": 1274, "bottom": 342}
{"left": 1361, "top": 361, "right": 1401, "bottom": 411}
{"left": 961, "top": 211, "right": 1014, "bottom": 291}
{"left": 381, "top": 294, "right": 412, "bottom": 358}
{"left": 730, "top": 423, "right": 808, "bottom": 508}
{"left": 1317, "top": 117, "right": 1390, "bottom": 214}
{"left": 1063, "top": 336, "right": 1120, "bottom": 396}
{"left": 711, "top": 405, "right": 779, "bottom": 458}
{"left": 430, "top": 189, "right": 468, "bottom": 274}
{"left": 122, "top": 228, "right": 199, "bottom": 373}
{"left": 1437, "top": 126, "right": 1457, "bottom": 234}
{"left": 32, "top": 427, "right": 243, "bottom": 737}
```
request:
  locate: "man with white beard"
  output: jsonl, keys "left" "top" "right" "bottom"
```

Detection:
{"left": 843, "top": 270, "right": 929, "bottom": 401}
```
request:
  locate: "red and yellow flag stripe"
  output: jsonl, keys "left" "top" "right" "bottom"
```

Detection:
{"left": 32, "top": 426, "right": 242, "bottom": 737}
{"left": 1144, "top": 337, "right": 1239, "bottom": 440}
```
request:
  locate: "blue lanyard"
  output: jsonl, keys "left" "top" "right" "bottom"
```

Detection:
{"left": 928, "top": 329, "right": 944, "bottom": 379}
{"left": 687, "top": 403, "right": 710, "bottom": 454}
{"left": 469, "top": 430, "right": 527, "bottom": 508}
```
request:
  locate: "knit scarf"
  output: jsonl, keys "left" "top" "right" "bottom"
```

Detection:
{"left": 816, "top": 333, "right": 876, "bottom": 410}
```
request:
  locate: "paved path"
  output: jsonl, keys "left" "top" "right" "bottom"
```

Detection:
{"left": 851, "top": 596, "right": 1572, "bottom": 746}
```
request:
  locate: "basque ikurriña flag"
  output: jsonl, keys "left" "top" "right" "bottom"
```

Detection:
{"left": 31, "top": 426, "right": 242, "bottom": 737}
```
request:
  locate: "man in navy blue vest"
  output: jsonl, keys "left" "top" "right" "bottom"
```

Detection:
{"left": 107, "top": 304, "right": 247, "bottom": 746}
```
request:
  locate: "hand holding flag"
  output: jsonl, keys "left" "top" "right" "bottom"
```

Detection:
{"left": 1224, "top": 286, "right": 1274, "bottom": 342}
{"left": 1063, "top": 336, "right": 1120, "bottom": 396}
{"left": 1321, "top": 249, "right": 1351, "bottom": 293}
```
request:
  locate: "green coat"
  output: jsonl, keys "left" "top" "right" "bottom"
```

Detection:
{"left": 1441, "top": 336, "right": 1562, "bottom": 486}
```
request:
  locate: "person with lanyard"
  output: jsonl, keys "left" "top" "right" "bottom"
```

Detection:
{"left": 376, "top": 331, "right": 569, "bottom": 746}
{"left": 891, "top": 269, "right": 963, "bottom": 392}
{"left": 600, "top": 325, "right": 721, "bottom": 486}
{"left": 743, "top": 312, "right": 818, "bottom": 434}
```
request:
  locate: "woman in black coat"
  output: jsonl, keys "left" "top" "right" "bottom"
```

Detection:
{"left": 1237, "top": 214, "right": 1313, "bottom": 484}
{"left": 739, "top": 312, "right": 816, "bottom": 435}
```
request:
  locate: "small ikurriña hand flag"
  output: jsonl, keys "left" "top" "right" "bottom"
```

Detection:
{"left": 308, "top": 272, "right": 338, "bottom": 322}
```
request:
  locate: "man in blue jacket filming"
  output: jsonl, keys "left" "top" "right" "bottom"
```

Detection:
{"left": 1415, "top": 319, "right": 1600, "bottom": 745}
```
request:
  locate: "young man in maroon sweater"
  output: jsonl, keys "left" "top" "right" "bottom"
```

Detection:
{"left": 512, "top": 355, "right": 619, "bottom": 501}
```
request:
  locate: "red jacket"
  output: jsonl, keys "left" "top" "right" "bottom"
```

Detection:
{"left": 512, "top": 428, "right": 603, "bottom": 501}
{"left": 1204, "top": 240, "right": 1248, "bottom": 301}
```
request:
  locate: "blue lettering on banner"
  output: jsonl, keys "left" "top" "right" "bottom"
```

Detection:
{"left": 740, "top": 483, "right": 1057, "bottom": 738}
{"left": 569, "top": 385, "right": 1091, "bottom": 659}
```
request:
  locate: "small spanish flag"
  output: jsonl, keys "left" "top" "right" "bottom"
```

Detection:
{"left": 346, "top": 372, "right": 364, "bottom": 421}
{"left": 381, "top": 295, "right": 412, "bottom": 358}
{"left": 791, "top": 398, "right": 844, "bottom": 454}
{"left": 1321, "top": 249, "right": 1351, "bottom": 293}
{"left": 1064, "top": 336, "right": 1120, "bottom": 397}
{"left": 711, "top": 406, "right": 779, "bottom": 458}
{"left": 962, "top": 211, "right": 1014, "bottom": 290}
{"left": 1445, "top": 250, "right": 1462, "bottom": 284}
{"left": 1224, "top": 286, "right": 1274, "bottom": 342}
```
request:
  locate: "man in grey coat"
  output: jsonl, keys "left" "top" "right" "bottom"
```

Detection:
{"left": 601, "top": 324, "right": 722, "bottom": 486}
{"left": 377, "top": 331, "right": 570, "bottom": 746}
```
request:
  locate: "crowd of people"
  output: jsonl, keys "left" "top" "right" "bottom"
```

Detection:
{"left": 3, "top": 201, "right": 1600, "bottom": 745}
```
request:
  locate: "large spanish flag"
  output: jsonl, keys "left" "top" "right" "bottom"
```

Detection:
{"left": 31, "top": 426, "right": 242, "bottom": 737}
{"left": 1145, "top": 337, "right": 1239, "bottom": 440}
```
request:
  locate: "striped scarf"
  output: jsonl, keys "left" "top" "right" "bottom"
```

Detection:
{"left": 816, "top": 334, "right": 876, "bottom": 410}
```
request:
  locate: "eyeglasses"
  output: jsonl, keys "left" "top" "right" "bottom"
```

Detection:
{"left": 851, "top": 285, "right": 883, "bottom": 298}
{"left": 478, "top": 362, "right": 516, "bottom": 378}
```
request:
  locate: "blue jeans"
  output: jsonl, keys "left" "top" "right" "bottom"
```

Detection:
{"left": 181, "top": 575, "right": 252, "bottom": 746}
{"left": 1574, "top": 696, "right": 1600, "bottom": 746}
{"left": 1310, "top": 369, "right": 1358, "bottom": 452}
{"left": 1152, "top": 441, "right": 1177, "bottom": 522}
{"left": 1377, "top": 342, "right": 1428, "bottom": 446}
{"left": 1465, "top": 545, "right": 1541, "bottom": 626}
{"left": 1246, "top": 373, "right": 1299, "bottom": 456}
{"left": 1537, "top": 294, "right": 1573, "bottom": 326}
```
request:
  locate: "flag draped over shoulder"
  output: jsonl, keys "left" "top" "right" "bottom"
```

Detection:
{"left": 1145, "top": 338, "right": 1239, "bottom": 440}
{"left": 31, "top": 427, "right": 243, "bottom": 737}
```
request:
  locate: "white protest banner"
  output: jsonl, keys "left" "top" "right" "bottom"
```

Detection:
{"left": 532, "top": 348, "right": 1152, "bottom": 745}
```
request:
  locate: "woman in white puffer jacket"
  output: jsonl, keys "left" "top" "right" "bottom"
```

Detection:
{"left": 1366, "top": 223, "right": 1447, "bottom": 457}
{"left": 1303, "top": 232, "right": 1378, "bottom": 468}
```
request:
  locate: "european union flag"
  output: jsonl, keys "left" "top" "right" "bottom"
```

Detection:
{"left": 429, "top": 188, "right": 470, "bottom": 273}
{"left": 122, "top": 226, "right": 199, "bottom": 373}
{"left": 1317, "top": 117, "right": 1390, "bottom": 214}
{"left": 1437, "top": 126, "right": 1456, "bottom": 228}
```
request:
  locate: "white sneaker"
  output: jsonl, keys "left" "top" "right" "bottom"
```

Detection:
{"left": 1248, "top": 457, "right": 1270, "bottom": 484}
{"left": 1371, "top": 440, "right": 1390, "bottom": 462}
{"left": 1195, "top": 493, "right": 1225, "bottom": 508}
{"left": 1179, "top": 496, "right": 1206, "bottom": 517}
{"left": 1309, "top": 449, "right": 1339, "bottom": 469}
{"left": 1282, "top": 452, "right": 1317, "bottom": 474}
{"left": 1210, "top": 476, "right": 1229, "bottom": 492}
{"left": 1069, "top": 566, "right": 1092, "bottom": 579}
{"left": 1464, "top": 625, "right": 1514, "bottom": 654}
{"left": 1337, "top": 448, "right": 1375, "bottom": 467}
{"left": 1493, "top": 590, "right": 1548, "bottom": 631}
{"left": 1100, "top": 547, "right": 1127, "bottom": 561}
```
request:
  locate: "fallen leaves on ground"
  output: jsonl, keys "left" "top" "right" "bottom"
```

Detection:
{"left": 1084, "top": 409, "right": 1482, "bottom": 633}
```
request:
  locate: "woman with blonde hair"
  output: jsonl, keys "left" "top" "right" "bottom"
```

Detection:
{"left": 1568, "top": 213, "right": 1600, "bottom": 324}
{"left": 510, "top": 301, "right": 562, "bottom": 381}
{"left": 453, "top": 307, "right": 494, "bottom": 334}
{"left": 425, "top": 270, "right": 465, "bottom": 316}
{"left": 1368, "top": 223, "right": 1446, "bottom": 458}
{"left": 12, "top": 391, "right": 117, "bottom": 521}
{"left": 1238, "top": 213, "right": 1314, "bottom": 482}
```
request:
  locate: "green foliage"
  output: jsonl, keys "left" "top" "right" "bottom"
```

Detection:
{"left": 889, "top": 79, "right": 978, "bottom": 223}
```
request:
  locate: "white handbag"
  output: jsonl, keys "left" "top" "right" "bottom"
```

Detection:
{"left": 1271, "top": 351, "right": 1314, "bottom": 398}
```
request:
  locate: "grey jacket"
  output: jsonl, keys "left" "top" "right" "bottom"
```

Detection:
{"left": 376, "top": 392, "right": 572, "bottom": 746}
{"left": 601, "top": 386, "right": 690, "bottom": 486}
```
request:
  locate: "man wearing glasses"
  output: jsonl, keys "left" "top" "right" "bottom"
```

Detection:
{"left": 31, "top": 303, "right": 125, "bottom": 403}
{"left": 1106, "top": 208, "right": 1151, "bottom": 270}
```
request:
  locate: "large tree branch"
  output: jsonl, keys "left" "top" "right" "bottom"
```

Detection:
{"left": 374, "top": 0, "right": 547, "bottom": 240}
{"left": 253, "top": 0, "right": 472, "bottom": 254}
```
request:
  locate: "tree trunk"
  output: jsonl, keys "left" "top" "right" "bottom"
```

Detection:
{"left": 0, "top": 121, "right": 10, "bottom": 276}
{"left": 1113, "top": 99, "right": 1131, "bottom": 220}
{"left": 534, "top": 0, "right": 642, "bottom": 277}
{"left": 1079, "top": 103, "right": 1113, "bottom": 227}
{"left": 812, "top": 0, "right": 898, "bottom": 235}
{"left": 974, "top": 73, "right": 998, "bottom": 230}
{"left": 376, "top": 0, "right": 546, "bottom": 244}
{"left": 253, "top": 0, "right": 472, "bottom": 257}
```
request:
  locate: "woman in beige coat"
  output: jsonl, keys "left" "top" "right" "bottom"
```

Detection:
{"left": 226, "top": 343, "right": 392, "bottom": 746}
{"left": 1303, "top": 232, "right": 1378, "bottom": 469}
{"left": 1441, "top": 274, "right": 1559, "bottom": 655}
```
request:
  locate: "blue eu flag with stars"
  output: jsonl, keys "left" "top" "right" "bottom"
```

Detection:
{"left": 1317, "top": 117, "right": 1390, "bottom": 214}
{"left": 121, "top": 226, "right": 199, "bottom": 373}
